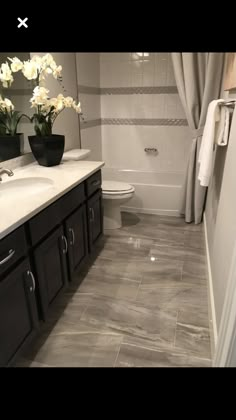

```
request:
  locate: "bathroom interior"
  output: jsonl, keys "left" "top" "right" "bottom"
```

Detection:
{"left": 0, "top": 52, "right": 236, "bottom": 367}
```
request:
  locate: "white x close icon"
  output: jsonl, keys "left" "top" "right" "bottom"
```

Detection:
{"left": 17, "top": 17, "right": 28, "bottom": 28}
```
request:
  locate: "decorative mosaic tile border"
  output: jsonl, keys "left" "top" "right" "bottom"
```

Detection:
{"left": 81, "top": 118, "right": 188, "bottom": 129}
{"left": 78, "top": 85, "right": 101, "bottom": 95}
{"left": 80, "top": 119, "right": 102, "bottom": 129}
{"left": 102, "top": 118, "right": 188, "bottom": 126}
{"left": 78, "top": 85, "right": 178, "bottom": 95}
{"left": 101, "top": 86, "right": 178, "bottom": 95}
{"left": 4, "top": 88, "right": 32, "bottom": 96}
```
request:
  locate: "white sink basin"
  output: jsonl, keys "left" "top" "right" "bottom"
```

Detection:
{"left": 0, "top": 177, "right": 54, "bottom": 197}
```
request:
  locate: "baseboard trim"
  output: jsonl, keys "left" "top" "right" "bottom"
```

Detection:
{"left": 121, "top": 206, "right": 180, "bottom": 217}
{"left": 203, "top": 213, "right": 218, "bottom": 356}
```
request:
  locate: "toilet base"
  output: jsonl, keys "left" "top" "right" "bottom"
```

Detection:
{"left": 103, "top": 202, "right": 122, "bottom": 229}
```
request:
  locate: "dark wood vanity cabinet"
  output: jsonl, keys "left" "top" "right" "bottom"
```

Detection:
{"left": 87, "top": 190, "right": 103, "bottom": 251}
{"left": 33, "top": 226, "right": 69, "bottom": 319}
{"left": 0, "top": 169, "right": 103, "bottom": 366}
{"left": 65, "top": 204, "right": 88, "bottom": 277}
{"left": 0, "top": 259, "right": 38, "bottom": 367}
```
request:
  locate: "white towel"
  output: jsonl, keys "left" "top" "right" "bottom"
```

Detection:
{"left": 198, "top": 99, "right": 225, "bottom": 187}
{"left": 63, "top": 149, "right": 91, "bottom": 161}
{"left": 215, "top": 106, "right": 231, "bottom": 146}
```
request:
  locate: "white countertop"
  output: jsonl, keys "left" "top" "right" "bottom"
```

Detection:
{"left": 0, "top": 160, "right": 105, "bottom": 240}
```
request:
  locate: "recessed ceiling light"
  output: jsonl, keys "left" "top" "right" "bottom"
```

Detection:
{"left": 136, "top": 53, "right": 150, "bottom": 57}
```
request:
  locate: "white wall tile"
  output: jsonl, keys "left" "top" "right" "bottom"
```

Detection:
{"left": 76, "top": 53, "right": 100, "bottom": 87}
{"left": 81, "top": 126, "right": 102, "bottom": 161}
{"left": 79, "top": 94, "right": 101, "bottom": 121}
{"left": 101, "top": 125, "right": 191, "bottom": 173}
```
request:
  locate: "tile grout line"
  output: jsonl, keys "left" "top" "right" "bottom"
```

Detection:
{"left": 173, "top": 310, "right": 179, "bottom": 348}
{"left": 113, "top": 340, "right": 123, "bottom": 367}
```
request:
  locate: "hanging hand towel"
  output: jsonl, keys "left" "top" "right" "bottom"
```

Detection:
{"left": 198, "top": 99, "right": 224, "bottom": 187}
{"left": 215, "top": 105, "right": 231, "bottom": 146}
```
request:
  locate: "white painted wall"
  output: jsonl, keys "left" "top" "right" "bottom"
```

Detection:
{"left": 76, "top": 53, "right": 102, "bottom": 161}
{"left": 205, "top": 101, "right": 236, "bottom": 334}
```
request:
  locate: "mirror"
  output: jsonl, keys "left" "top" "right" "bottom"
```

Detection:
{"left": 0, "top": 52, "right": 35, "bottom": 162}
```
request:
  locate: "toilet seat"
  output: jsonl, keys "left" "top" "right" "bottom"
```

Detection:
{"left": 102, "top": 180, "right": 134, "bottom": 195}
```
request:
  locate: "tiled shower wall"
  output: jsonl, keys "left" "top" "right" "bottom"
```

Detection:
{"left": 76, "top": 53, "right": 102, "bottom": 160}
{"left": 77, "top": 53, "right": 191, "bottom": 215}
{"left": 100, "top": 53, "right": 191, "bottom": 215}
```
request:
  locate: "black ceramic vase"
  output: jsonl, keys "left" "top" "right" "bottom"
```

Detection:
{"left": 28, "top": 134, "right": 65, "bottom": 167}
{"left": 0, "top": 134, "right": 23, "bottom": 162}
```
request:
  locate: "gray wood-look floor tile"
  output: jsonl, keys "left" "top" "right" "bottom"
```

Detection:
{"left": 139, "top": 258, "right": 183, "bottom": 286}
{"left": 121, "top": 224, "right": 186, "bottom": 245}
{"left": 136, "top": 284, "right": 208, "bottom": 311}
{"left": 183, "top": 260, "right": 207, "bottom": 279}
{"left": 157, "top": 215, "right": 204, "bottom": 232}
{"left": 14, "top": 358, "right": 51, "bottom": 367}
{"left": 115, "top": 343, "right": 211, "bottom": 367}
{"left": 83, "top": 257, "right": 143, "bottom": 282}
{"left": 77, "top": 271, "right": 140, "bottom": 301}
{"left": 16, "top": 212, "right": 210, "bottom": 367}
{"left": 184, "top": 231, "right": 205, "bottom": 250}
{"left": 177, "top": 306, "right": 210, "bottom": 329}
{"left": 81, "top": 295, "right": 177, "bottom": 348}
{"left": 175, "top": 322, "right": 211, "bottom": 359}
{"left": 149, "top": 243, "right": 206, "bottom": 264}
{"left": 22, "top": 321, "right": 123, "bottom": 367}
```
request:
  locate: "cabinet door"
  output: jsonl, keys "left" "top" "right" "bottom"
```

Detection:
{"left": 34, "top": 225, "right": 68, "bottom": 320}
{"left": 87, "top": 189, "right": 103, "bottom": 251}
{"left": 65, "top": 205, "right": 88, "bottom": 278}
{"left": 0, "top": 259, "right": 38, "bottom": 367}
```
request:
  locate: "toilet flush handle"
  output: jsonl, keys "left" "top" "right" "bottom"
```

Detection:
{"left": 144, "top": 147, "right": 158, "bottom": 154}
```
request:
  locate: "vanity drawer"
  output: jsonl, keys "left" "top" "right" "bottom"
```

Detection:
{"left": 28, "top": 182, "right": 85, "bottom": 246}
{"left": 59, "top": 182, "right": 85, "bottom": 220}
{"left": 28, "top": 200, "right": 62, "bottom": 246}
{"left": 0, "top": 226, "right": 27, "bottom": 277}
{"left": 85, "top": 170, "right": 101, "bottom": 197}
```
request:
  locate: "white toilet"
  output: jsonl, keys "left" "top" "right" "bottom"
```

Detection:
{"left": 102, "top": 180, "right": 135, "bottom": 229}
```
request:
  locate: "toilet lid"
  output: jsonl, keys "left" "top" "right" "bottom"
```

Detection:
{"left": 102, "top": 180, "right": 134, "bottom": 193}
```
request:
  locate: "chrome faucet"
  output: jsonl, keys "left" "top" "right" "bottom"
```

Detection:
{"left": 0, "top": 167, "right": 14, "bottom": 181}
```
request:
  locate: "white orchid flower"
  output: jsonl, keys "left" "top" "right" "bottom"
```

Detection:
{"left": 30, "top": 86, "right": 49, "bottom": 106}
{"left": 0, "top": 97, "right": 14, "bottom": 112}
{"left": 22, "top": 60, "right": 38, "bottom": 80}
{"left": 64, "top": 96, "right": 74, "bottom": 108}
{"left": 8, "top": 57, "right": 23, "bottom": 72}
{"left": 73, "top": 101, "right": 82, "bottom": 113}
{"left": 53, "top": 65, "right": 62, "bottom": 79}
{"left": 0, "top": 62, "right": 14, "bottom": 87}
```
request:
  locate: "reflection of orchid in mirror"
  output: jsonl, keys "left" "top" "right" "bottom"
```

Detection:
{"left": 0, "top": 54, "right": 63, "bottom": 87}
{"left": 29, "top": 86, "right": 81, "bottom": 136}
{"left": 0, "top": 53, "right": 82, "bottom": 137}
{"left": 0, "top": 95, "right": 30, "bottom": 135}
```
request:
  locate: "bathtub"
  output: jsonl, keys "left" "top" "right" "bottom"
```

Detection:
{"left": 102, "top": 167, "right": 184, "bottom": 216}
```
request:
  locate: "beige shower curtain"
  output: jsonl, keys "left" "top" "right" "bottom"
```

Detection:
{"left": 171, "top": 53, "right": 225, "bottom": 224}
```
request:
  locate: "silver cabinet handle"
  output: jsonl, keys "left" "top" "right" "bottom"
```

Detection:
{"left": 69, "top": 228, "right": 75, "bottom": 245}
{"left": 62, "top": 235, "right": 68, "bottom": 254}
{"left": 0, "top": 249, "right": 15, "bottom": 266}
{"left": 27, "top": 270, "right": 35, "bottom": 292}
{"left": 144, "top": 147, "right": 158, "bottom": 153}
{"left": 92, "top": 180, "right": 100, "bottom": 186}
{"left": 89, "top": 208, "right": 95, "bottom": 222}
